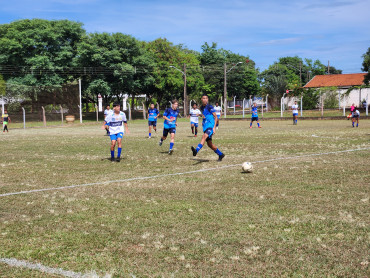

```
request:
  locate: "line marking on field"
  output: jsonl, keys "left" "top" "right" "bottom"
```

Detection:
{"left": 0, "top": 147, "right": 369, "bottom": 198}
{"left": 0, "top": 257, "right": 86, "bottom": 278}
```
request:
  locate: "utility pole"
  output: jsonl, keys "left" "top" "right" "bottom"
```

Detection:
{"left": 183, "top": 63, "right": 187, "bottom": 117}
{"left": 328, "top": 60, "right": 330, "bottom": 74}
{"left": 299, "top": 61, "right": 302, "bottom": 85}
{"left": 224, "top": 63, "right": 227, "bottom": 118}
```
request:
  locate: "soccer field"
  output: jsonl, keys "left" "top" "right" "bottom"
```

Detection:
{"left": 0, "top": 119, "right": 369, "bottom": 277}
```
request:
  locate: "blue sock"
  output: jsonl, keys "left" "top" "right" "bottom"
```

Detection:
{"left": 356, "top": 123, "right": 358, "bottom": 127}
{"left": 149, "top": 133, "right": 151, "bottom": 137}
{"left": 250, "top": 122, "right": 252, "bottom": 127}
{"left": 111, "top": 150, "right": 114, "bottom": 158}
{"left": 215, "top": 148, "right": 223, "bottom": 156}
{"left": 257, "top": 123, "right": 260, "bottom": 127}
{"left": 196, "top": 143, "right": 203, "bottom": 152}
{"left": 117, "top": 148, "right": 122, "bottom": 158}
{"left": 169, "top": 142, "right": 174, "bottom": 150}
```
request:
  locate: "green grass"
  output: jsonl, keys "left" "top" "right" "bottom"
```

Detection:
{"left": 0, "top": 119, "right": 369, "bottom": 277}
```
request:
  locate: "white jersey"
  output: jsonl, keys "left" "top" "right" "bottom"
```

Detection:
{"left": 214, "top": 106, "right": 222, "bottom": 116}
{"left": 105, "top": 111, "right": 127, "bottom": 135}
{"left": 190, "top": 108, "right": 201, "bottom": 124}
{"left": 292, "top": 104, "right": 298, "bottom": 114}
{"left": 104, "top": 109, "right": 112, "bottom": 118}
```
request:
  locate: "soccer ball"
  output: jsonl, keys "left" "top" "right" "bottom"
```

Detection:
{"left": 242, "top": 162, "right": 253, "bottom": 173}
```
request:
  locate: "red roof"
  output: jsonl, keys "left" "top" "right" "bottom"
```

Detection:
{"left": 304, "top": 73, "right": 366, "bottom": 88}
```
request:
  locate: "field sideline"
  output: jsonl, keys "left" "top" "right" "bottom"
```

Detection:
{"left": 0, "top": 119, "right": 369, "bottom": 277}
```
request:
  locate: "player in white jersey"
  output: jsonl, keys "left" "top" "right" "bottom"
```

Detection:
{"left": 189, "top": 103, "right": 202, "bottom": 137}
{"left": 291, "top": 101, "right": 299, "bottom": 125}
{"left": 102, "top": 102, "right": 130, "bottom": 162}
{"left": 104, "top": 105, "right": 112, "bottom": 135}
{"left": 214, "top": 102, "right": 222, "bottom": 129}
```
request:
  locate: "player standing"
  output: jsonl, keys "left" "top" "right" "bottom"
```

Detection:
{"left": 214, "top": 102, "right": 222, "bottom": 129}
{"left": 191, "top": 94, "right": 225, "bottom": 161}
{"left": 102, "top": 103, "right": 130, "bottom": 162}
{"left": 352, "top": 107, "right": 360, "bottom": 127}
{"left": 250, "top": 102, "right": 262, "bottom": 128}
{"left": 159, "top": 100, "right": 179, "bottom": 155}
{"left": 1, "top": 110, "right": 10, "bottom": 133}
{"left": 189, "top": 103, "right": 201, "bottom": 137}
{"left": 291, "top": 101, "right": 299, "bottom": 125}
{"left": 104, "top": 105, "right": 112, "bottom": 135}
{"left": 148, "top": 103, "right": 159, "bottom": 138}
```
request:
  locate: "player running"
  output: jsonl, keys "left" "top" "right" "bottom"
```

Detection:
{"left": 189, "top": 103, "right": 201, "bottom": 137}
{"left": 214, "top": 102, "right": 222, "bottom": 129}
{"left": 352, "top": 107, "right": 360, "bottom": 127}
{"left": 191, "top": 94, "right": 225, "bottom": 161}
{"left": 104, "top": 105, "right": 112, "bottom": 135}
{"left": 250, "top": 102, "right": 262, "bottom": 128}
{"left": 148, "top": 103, "right": 159, "bottom": 138}
{"left": 1, "top": 110, "right": 10, "bottom": 133}
{"left": 159, "top": 100, "right": 179, "bottom": 155}
{"left": 291, "top": 101, "right": 299, "bottom": 125}
{"left": 102, "top": 102, "right": 130, "bottom": 162}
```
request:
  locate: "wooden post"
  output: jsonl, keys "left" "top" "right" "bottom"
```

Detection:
{"left": 142, "top": 102, "right": 146, "bottom": 119}
{"left": 41, "top": 106, "right": 46, "bottom": 127}
{"left": 223, "top": 63, "right": 227, "bottom": 118}
{"left": 60, "top": 105, "right": 63, "bottom": 126}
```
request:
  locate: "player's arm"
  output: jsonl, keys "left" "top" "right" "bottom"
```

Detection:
{"left": 155, "top": 110, "right": 160, "bottom": 119}
{"left": 124, "top": 121, "right": 130, "bottom": 134}
{"left": 212, "top": 112, "right": 217, "bottom": 133}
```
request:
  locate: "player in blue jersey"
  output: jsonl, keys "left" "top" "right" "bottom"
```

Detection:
{"left": 191, "top": 94, "right": 225, "bottom": 161}
{"left": 148, "top": 103, "right": 160, "bottom": 138}
{"left": 159, "top": 100, "right": 179, "bottom": 155}
{"left": 102, "top": 102, "right": 130, "bottom": 162}
{"left": 189, "top": 103, "right": 201, "bottom": 137}
{"left": 250, "top": 102, "right": 262, "bottom": 128}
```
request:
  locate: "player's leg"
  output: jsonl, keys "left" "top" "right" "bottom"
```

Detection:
{"left": 352, "top": 117, "right": 355, "bottom": 127}
{"left": 148, "top": 122, "right": 152, "bottom": 138}
{"left": 206, "top": 137, "right": 225, "bottom": 161}
{"left": 250, "top": 119, "right": 253, "bottom": 128}
{"left": 191, "top": 123, "right": 194, "bottom": 134}
{"left": 169, "top": 130, "right": 175, "bottom": 154}
{"left": 194, "top": 123, "right": 198, "bottom": 137}
{"left": 153, "top": 122, "right": 157, "bottom": 132}
{"left": 191, "top": 132, "right": 208, "bottom": 156}
{"left": 257, "top": 119, "right": 261, "bottom": 128}
{"left": 356, "top": 117, "right": 359, "bottom": 127}
{"left": 110, "top": 138, "right": 117, "bottom": 161}
{"left": 159, "top": 128, "right": 168, "bottom": 146}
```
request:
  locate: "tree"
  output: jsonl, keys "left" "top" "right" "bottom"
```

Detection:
{"left": 362, "top": 47, "right": 370, "bottom": 84}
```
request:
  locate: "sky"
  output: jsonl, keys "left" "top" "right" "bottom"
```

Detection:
{"left": 1, "top": 0, "right": 369, "bottom": 74}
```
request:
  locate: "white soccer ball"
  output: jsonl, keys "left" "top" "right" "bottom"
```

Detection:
{"left": 242, "top": 162, "right": 253, "bottom": 173}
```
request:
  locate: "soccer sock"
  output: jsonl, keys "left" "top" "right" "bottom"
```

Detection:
{"left": 149, "top": 133, "right": 151, "bottom": 137}
{"left": 195, "top": 127, "right": 197, "bottom": 135}
{"left": 160, "top": 138, "right": 164, "bottom": 142}
{"left": 191, "top": 126, "right": 194, "bottom": 134}
{"left": 216, "top": 123, "right": 219, "bottom": 127}
{"left": 356, "top": 123, "right": 358, "bottom": 127}
{"left": 169, "top": 142, "right": 174, "bottom": 150}
{"left": 214, "top": 148, "right": 223, "bottom": 156}
{"left": 196, "top": 143, "right": 203, "bottom": 153}
{"left": 111, "top": 150, "right": 114, "bottom": 158}
{"left": 257, "top": 123, "right": 260, "bottom": 127}
{"left": 250, "top": 122, "right": 252, "bottom": 127}
{"left": 117, "top": 148, "right": 122, "bottom": 158}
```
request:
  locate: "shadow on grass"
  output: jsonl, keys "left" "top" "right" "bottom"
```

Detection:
{"left": 191, "top": 158, "right": 210, "bottom": 165}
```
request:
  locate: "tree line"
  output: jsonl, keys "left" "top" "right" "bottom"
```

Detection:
{"left": 1, "top": 19, "right": 368, "bottom": 111}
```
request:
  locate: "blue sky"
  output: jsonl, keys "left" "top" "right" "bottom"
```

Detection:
{"left": 1, "top": 0, "right": 369, "bottom": 73}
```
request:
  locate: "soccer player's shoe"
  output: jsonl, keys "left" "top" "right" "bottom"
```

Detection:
{"left": 258, "top": 126, "right": 262, "bottom": 128}
{"left": 218, "top": 154, "right": 225, "bottom": 161}
{"left": 111, "top": 157, "right": 115, "bottom": 162}
{"left": 249, "top": 126, "right": 252, "bottom": 128}
{"left": 159, "top": 140, "right": 163, "bottom": 146}
{"left": 148, "top": 136, "right": 151, "bottom": 139}
{"left": 116, "top": 157, "right": 121, "bottom": 162}
{"left": 169, "top": 149, "right": 173, "bottom": 155}
{"left": 191, "top": 146, "right": 197, "bottom": 156}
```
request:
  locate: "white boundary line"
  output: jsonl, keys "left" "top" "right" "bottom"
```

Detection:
{"left": 0, "top": 257, "right": 86, "bottom": 278}
{"left": 0, "top": 147, "right": 369, "bottom": 198}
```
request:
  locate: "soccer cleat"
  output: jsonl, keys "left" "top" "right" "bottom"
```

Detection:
{"left": 116, "top": 157, "right": 121, "bottom": 162}
{"left": 191, "top": 146, "right": 197, "bottom": 156}
{"left": 169, "top": 149, "right": 173, "bottom": 155}
{"left": 111, "top": 157, "right": 115, "bottom": 162}
{"left": 249, "top": 126, "right": 252, "bottom": 129}
{"left": 258, "top": 126, "right": 262, "bottom": 128}
{"left": 148, "top": 136, "right": 151, "bottom": 139}
{"left": 216, "top": 127, "right": 219, "bottom": 130}
{"left": 218, "top": 154, "right": 225, "bottom": 161}
{"left": 194, "top": 134, "right": 197, "bottom": 137}
{"left": 159, "top": 140, "right": 163, "bottom": 146}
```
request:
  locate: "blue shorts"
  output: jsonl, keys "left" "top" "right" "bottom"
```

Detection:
{"left": 163, "top": 128, "right": 176, "bottom": 137}
{"left": 190, "top": 122, "right": 198, "bottom": 127}
{"left": 148, "top": 120, "right": 157, "bottom": 126}
{"left": 204, "top": 127, "right": 214, "bottom": 141}
{"left": 251, "top": 117, "right": 259, "bottom": 122}
{"left": 293, "top": 113, "right": 298, "bottom": 116}
{"left": 110, "top": 132, "right": 123, "bottom": 141}
{"left": 217, "top": 115, "right": 221, "bottom": 119}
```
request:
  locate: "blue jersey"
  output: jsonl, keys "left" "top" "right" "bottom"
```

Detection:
{"left": 163, "top": 108, "right": 179, "bottom": 129}
{"left": 252, "top": 106, "right": 258, "bottom": 117}
{"left": 201, "top": 104, "right": 216, "bottom": 131}
{"left": 148, "top": 108, "right": 159, "bottom": 121}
